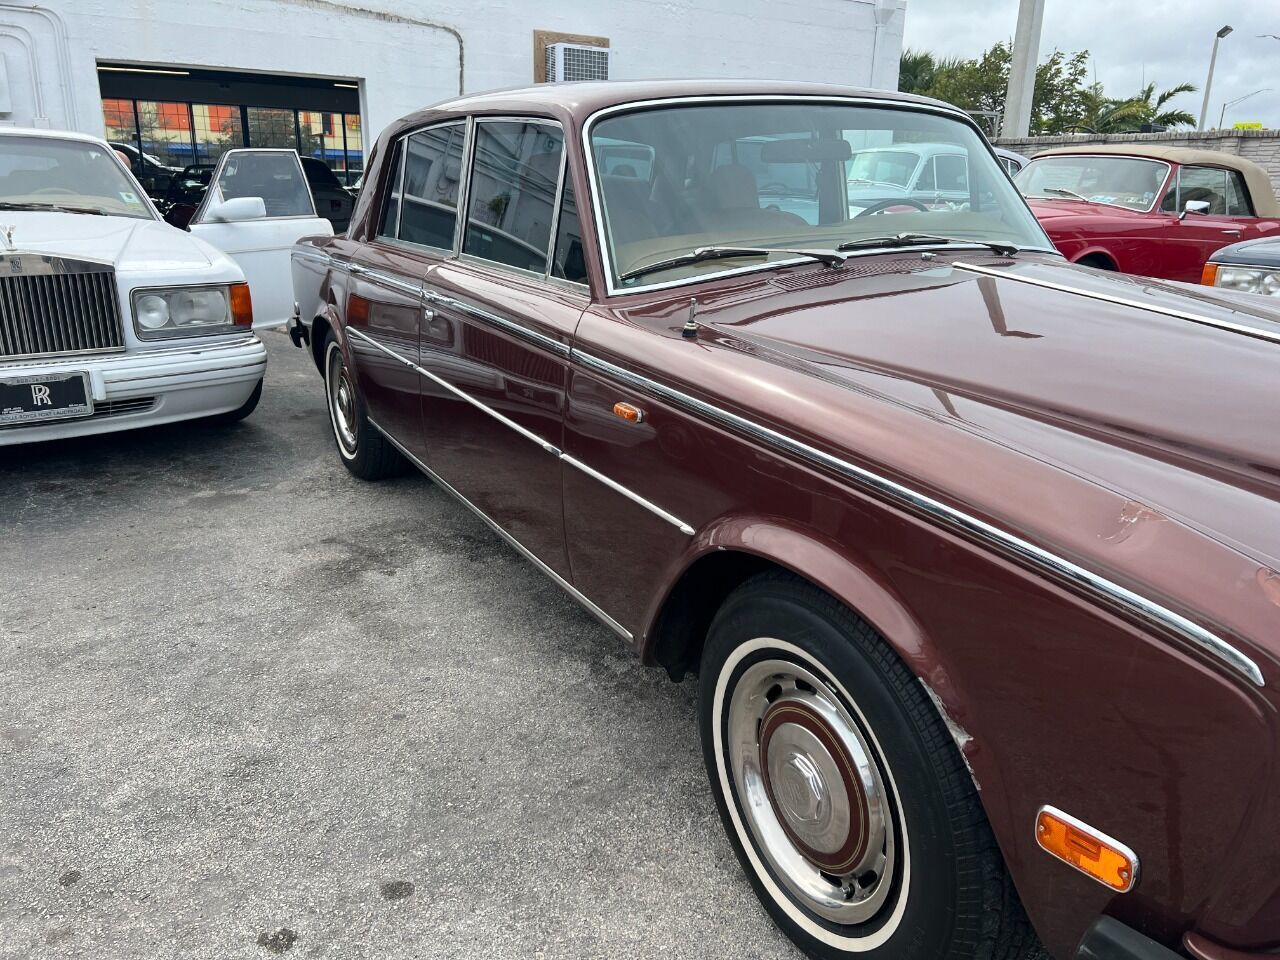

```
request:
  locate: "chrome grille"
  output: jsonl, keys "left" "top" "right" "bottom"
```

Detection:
{"left": 0, "top": 254, "right": 126, "bottom": 360}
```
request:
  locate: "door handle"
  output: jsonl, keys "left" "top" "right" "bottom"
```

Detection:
{"left": 1223, "top": 229, "right": 1243, "bottom": 236}
{"left": 423, "top": 307, "right": 436, "bottom": 322}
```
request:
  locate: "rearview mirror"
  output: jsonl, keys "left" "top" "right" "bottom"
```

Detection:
{"left": 759, "top": 139, "right": 854, "bottom": 163}
{"left": 1180, "top": 200, "right": 1211, "bottom": 220}
{"left": 205, "top": 196, "right": 267, "bottom": 223}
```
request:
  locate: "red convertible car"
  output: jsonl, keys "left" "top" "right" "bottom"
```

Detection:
{"left": 289, "top": 81, "right": 1280, "bottom": 960}
{"left": 1015, "top": 145, "right": 1280, "bottom": 281}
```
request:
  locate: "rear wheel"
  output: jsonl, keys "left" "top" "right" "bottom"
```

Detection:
{"left": 324, "top": 331, "right": 405, "bottom": 480}
{"left": 698, "top": 572, "right": 1040, "bottom": 960}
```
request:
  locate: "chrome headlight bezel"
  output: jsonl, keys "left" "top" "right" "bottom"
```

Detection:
{"left": 1213, "top": 263, "right": 1280, "bottom": 297}
{"left": 130, "top": 284, "right": 236, "bottom": 340}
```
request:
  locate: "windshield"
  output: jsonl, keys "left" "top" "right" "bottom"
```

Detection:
{"left": 0, "top": 135, "right": 153, "bottom": 219}
{"left": 588, "top": 101, "right": 1048, "bottom": 288}
{"left": 1015, "top": 156, "right": 1170, "bottom": 212}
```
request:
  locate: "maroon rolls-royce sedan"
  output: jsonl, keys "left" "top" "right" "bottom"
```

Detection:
{"left": 287, "top": 80, "right": 1280, "bottom": 960}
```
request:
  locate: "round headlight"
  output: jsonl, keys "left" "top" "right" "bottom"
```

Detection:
{"left": 136, "top": 294, "right": 170, "bottom": 329}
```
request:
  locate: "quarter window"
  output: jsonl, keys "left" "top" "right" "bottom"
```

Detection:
{"left": 376, "top": 140, "right": 404, "bottom": 239}
{"left": 400, "top": 122, "right": 466, "bottom": 250}
{"left": 463, "top": 120, "right": 565, "bottom": 273}
{"left": 551, "top": 176, "right": 588, "bottom": 284}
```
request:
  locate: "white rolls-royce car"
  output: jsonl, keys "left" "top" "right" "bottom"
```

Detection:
{"left": 0, "top": 129, "right": 327, "bottom": 446}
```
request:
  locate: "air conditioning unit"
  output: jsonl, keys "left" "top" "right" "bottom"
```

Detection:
{"left": 545, "top": 42, "right": 611, "bottom": 83}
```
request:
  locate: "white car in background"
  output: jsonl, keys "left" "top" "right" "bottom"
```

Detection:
{"left": 0, "top": 129, "right": 325, "bottom": 446}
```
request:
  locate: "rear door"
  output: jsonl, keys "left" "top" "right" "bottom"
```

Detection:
{"left": 189, "top": 149, "right": 333, "bottom": 327}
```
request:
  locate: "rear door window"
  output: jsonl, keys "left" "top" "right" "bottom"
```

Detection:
{"left": 399, "top": 122, "right": 466, "bottom": 251}
{"left": 462, "top": 119, "right": 565, "bottom": 273}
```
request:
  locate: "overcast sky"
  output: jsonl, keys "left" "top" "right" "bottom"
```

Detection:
{"left": 900, "top": 0, "right": 1280, "bottom": 129}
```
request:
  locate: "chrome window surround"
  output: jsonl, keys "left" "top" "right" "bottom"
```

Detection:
{"left": 580, "top": 94, "right": 1060, "bottom": 298}
{"left": 1163, "top": 163, "right": 1256, "bottom": 218}
{"left": 1019, "top": 154, "right": 1173, "bottom": 214}
{"left": 569, "top": 348, "right": 1265, "bottom": 688}
{"left": 953, "top": 261, "right": 1280, "bottom": 347}
{"left": 375, "top": 119, "right": 467, "bottom": 256}
{"left": 367, "top": 413, "right": 633, "bottom": 642}
{"left": 347, "top": 326, "right": 694, "bottom": 537}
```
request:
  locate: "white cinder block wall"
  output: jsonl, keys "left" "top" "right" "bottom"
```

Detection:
{"left": 0, "top": 0, "right": 906, "bottom": 143}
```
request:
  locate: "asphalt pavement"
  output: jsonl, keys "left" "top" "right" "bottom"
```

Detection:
{"left": 0, "top": 330, "right": 801, "bottom": 959}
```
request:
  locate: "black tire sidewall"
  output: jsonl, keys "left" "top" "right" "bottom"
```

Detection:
{"left": 698, "top": 581, "right": 962, "bottom": 960}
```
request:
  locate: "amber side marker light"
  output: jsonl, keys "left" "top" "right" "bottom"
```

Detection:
{"left": 1201, "top": 263, "right": 1219, "bottom": 286}
{"left": 230, "top": 283, "right": 254, "bottom": 327}
{"left": 612, "top": 401, "right": 644, "bottom": 423}
{"left": 1035, "top": 805, "right": 1138, "bottom": 893}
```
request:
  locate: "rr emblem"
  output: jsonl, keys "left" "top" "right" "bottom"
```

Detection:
{"left": 30, "top": 384, "right": 52, "bottom": 406}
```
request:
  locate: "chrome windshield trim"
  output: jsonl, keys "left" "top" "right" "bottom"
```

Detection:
{"left": 348, "top": 327, "right": 694, "bottom": 536}
{"left": 349, "top": 327, "right": 559, "bottom": 454}
{"left": 581, "top": 93, "right": 1044, "bottom": 298}
{"left": 1018, "top": 155, "right": 1173, "bottom": 214}
{"left": 571, "top": 348, "right": 1265, "bottom": 688}
{"left": 953, "top": 261, "right": 1280, "bottom": 347}
{"left": 368, "top": 415, "right": 633, "bottom": 642}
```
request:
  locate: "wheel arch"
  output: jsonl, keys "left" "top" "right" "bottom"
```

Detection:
{"left": 1071, "top": 248, "right": 1119, "bottom": 270}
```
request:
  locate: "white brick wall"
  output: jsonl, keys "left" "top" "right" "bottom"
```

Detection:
{"left": 995, "top": 129, "right": 1280, "bottom": 202}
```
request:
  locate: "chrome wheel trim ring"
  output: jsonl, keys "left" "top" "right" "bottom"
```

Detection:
{"left": 713, "top": 638, "right": 910, "bottom": 948}
{"left": 325, "top": 341, "right": 359, "bottom": 460}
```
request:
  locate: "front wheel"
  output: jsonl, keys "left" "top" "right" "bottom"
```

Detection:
{"left": 698, "top": 572, "right": 1040, "bottom": 960}
{"left": 324, "top": 332, "right": 406, "bottom": 480}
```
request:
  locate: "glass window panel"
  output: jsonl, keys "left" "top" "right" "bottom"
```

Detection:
{"left": 551, "top": 176, "right": 587, "bottom": 284}
{"left": 246, "top": 107, "right": 298, "bottom": 150}
{"left": 205, "top": 150, "right": 313, "bottom": 218}
{"left": 463, "top": 120, "right": 564, "bottom": 272}
{"left": 345, "top": 114, "right": 364, "bottom": 184}
{"left": 102, "top": 98, "right": 137, "bottom": 148}
{"left": 299, "top": 111, "right": 348, "bottom": 179}
{"left": 1224, "top": 170, "right": 1253, "bottom": 216}
{"left": 192, "top": 104, "right": 243, "bottom": 165}
{"left": 377, "top": 140, "right": 404, "bottom": 239}
{"left": 399, "top": 122, "right": 466, "bottom": 250}
{"left": 934, "top": 154, "right": 968, "bottom": 193}
{"left": 1178, "top": 166, "right": 1230, "bottom": 215}
{"left": 136, "top": 100, "right": 195, "bottom": 168}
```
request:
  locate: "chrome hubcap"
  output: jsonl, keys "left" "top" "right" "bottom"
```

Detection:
{"left": 727, "top": 658, "right": 895, "bottom": 925}
{"left": 326, "top": 345, "right": 358, "bottom": 455}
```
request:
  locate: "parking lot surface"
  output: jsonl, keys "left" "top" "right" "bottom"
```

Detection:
{"left": 0, "top": 331, "right": 801, "bottom": 959}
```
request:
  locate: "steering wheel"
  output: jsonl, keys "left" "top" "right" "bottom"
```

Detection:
{"left": 759, "top": 181, "right": 791, "bottom": 194}
{"left": 854, "top": 198, "right": 931, "bottom": 217}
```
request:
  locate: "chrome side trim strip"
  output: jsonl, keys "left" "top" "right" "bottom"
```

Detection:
{"left": 953, "top": 262, "right": 1280, "bottom": 347}
{"left": 368, "top": 415, "right": 633, "bottom": 642}
{"left": 422, "top": 288, "right": 571, "bottom": 357}
{"left": 1036, "top": 805, "right": 1139, "bottom": 893}
{"left": 291, "top": 248, "right": 333, "bottom": 266}
{"left": 346, "top": 328, "right": 695, "bottom": 536}
{"left": 349, "top": 327, "right": 559, "bottom": 454}
{"left": 572, "top": 349, "right": 1265, "bottom": 687}
{"left": 353, "top": 267, "right": 423, "bottom": 299}
{"left": 561, "top": 453, "right": 696, "bottom": 535}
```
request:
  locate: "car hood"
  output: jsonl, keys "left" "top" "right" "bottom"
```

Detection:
{"left": 1025, "top": 198, "right": 1149, "bottom": 222}
{"left": 1, "top": 211, "right": 227, "bottom": 273}
{"left": 1212, "top": 234, "right": 1280, "bottom": 266}
{"left": 674, "top": 254, "right": 1280, "bottom": 674}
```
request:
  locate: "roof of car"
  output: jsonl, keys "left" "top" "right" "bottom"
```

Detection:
{"left": 1029, "top": 144, "right": 1279, "bottom": 215}
{"left": 0, "top": 126, "right": 107, "bottom": 145}
{"left": 395, "top": 79, "right": 967, "bottom": 133}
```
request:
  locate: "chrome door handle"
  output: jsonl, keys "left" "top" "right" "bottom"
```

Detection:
{"left": 423, "top": 307, "right": 436, "bottom": 321}
{"left": 1223, "top": 229, "right": 1243, "bottom": 236}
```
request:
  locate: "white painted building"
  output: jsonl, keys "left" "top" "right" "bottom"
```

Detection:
{"left": 0, "top": 0, "right": 904, "bottom": 185}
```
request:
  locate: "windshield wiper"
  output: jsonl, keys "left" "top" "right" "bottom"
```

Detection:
{"left": 619, "top": 245, "right": 847, "bottom": 283}
{"left": 1038, "top": 187, "right": 1091, "bottom": 202}
{"left": 836, "top": 233, "right": 1019, "bottom": 257}
{"left": 0, "top": 201, "right": 108, "bottom": 216}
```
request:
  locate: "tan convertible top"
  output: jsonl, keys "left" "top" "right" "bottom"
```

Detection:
{"left": 1031, "top": 144, "right": 1279, "bottom": 216}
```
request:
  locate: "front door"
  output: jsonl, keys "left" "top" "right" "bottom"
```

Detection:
{"left": 1160, "top": 164, "right": 1278, "bottom": 281}
{"left": 417, "top": 117, "right": 581, "bottom": 578}
{"left": 189, "top": 149, "right": 334, "bottom": 327}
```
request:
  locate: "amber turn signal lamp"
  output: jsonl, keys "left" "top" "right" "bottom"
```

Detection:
{"left": 229, "top": 283, "right": 253, "bottom": 327}
{"left": 612, "top": 401, "right": 644, "bottom": 423}
{"left": 1201, "top": 263, "right": 1219, "bottom": 287}
{"left": 1035, "top": 806, "right": 1138, "bottom": 893}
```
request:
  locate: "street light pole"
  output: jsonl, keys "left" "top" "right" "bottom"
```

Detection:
{"left": 1000, "top": 0, "right": 1046, "bottom": 139}
{"left": 1219, "top": 88, "right": 1272, "bottom": 129}
{"left": 1198, "top": 24, "right": 1234, "bottom": 130}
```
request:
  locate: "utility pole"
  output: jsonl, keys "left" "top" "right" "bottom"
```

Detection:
{"left": 1198, "top": 25, "right": 1233, "bottom": 130}
{"left": 1000, "top": 0, "right": 1046, "bottom": 140}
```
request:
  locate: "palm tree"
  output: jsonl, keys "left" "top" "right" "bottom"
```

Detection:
{"left": 1077, "top": 84, "right": 1148, "bottom": 133}
{"left": 1130, "top": 81, "right": 1198, "bottom": 128}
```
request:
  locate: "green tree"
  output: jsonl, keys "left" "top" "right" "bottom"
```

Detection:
{"left": 1074, "top": 81, "right": 1198, "bottom": 133}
